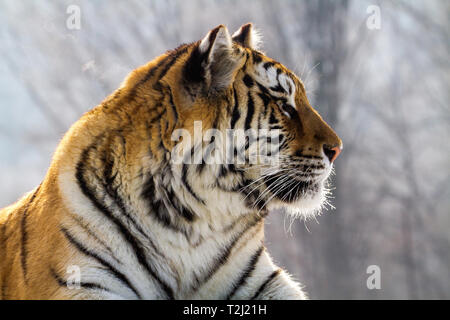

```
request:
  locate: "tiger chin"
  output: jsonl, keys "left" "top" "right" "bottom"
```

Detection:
{"left": 0, "top": 24, "right": 341, "bottom": 300}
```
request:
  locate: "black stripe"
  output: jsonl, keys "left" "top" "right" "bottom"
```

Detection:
{"left": 157, "top": 118, "right": 170, "bottom": 153}
{"left": 142, "top": 177, "right": 191, "bottom": 239}
{"left": 181, "top": 164, "right": 205, "bottom": 204}
{"left": 200, "top": 138, "right": 214, "bottom": 170}
{"left": 147, "top": 106, "right": 167, "bottom": 125}
{"left": 263, "top": 62, "right": 275, "bottom": 70}
{"left": 137, "top": 44, "right": 189, "bottom": 90}
{"left": 250, "top": 269, "right": 281, "bottom": 300}
{"left": 68, "top": 213, "right": 121, "bottom": 265}
{"left": 156, "top": 45, "right": 189, "bottom": 85}
{"left": 244, "top": 132, "right": 257, "bottom": 151}
{"left": 225, "top": 246, "right": 264, "bottom": 299}
{"left": 96, "top": 144, "right": 174, "bottom": 296}
{"left": 258, "top": 93, "right": 270, "bottom": 116}
{"left": 166, "top": 188, "right": 196, "bottom": 222}
{"left": 50, "top": 267, "right": 108, "bottom": 292}
{"left": 228, "top": 163, "right": 237, "bottom": 174}
{"left": 196, "top": 162, "right": 206, "bottom": 174}
{"left": 154, "top": 200, "right": 172, "bottom": 226}
{"left": 255, "top": 81, "right": 271, "bottom": 96}
{"left": 282, "top": 103, "right": 299, "bottom": 120}
{"left": 125, "top": 44, "right": 189, "bottom": 103}
{"left": 243, "top": 74, "right": 254, "bottom": 88}
{"left": 191, "top": 217, "right": 262, "bottom": 292}
{"left": 252, "top": 52, "right": 263, "bottom": 63}
{"left": 101, "top": 144, "right": 168, "bottom": 254}
{"left": 20, "top": 185, "right": 40, "bottom": 284}
{"left": 128, "top": 62, "right": 164, "bottom": 101}
{"left": 217, "top": 165, "right": 230, "bottom": 178}
{"left": 230, "top": 88, "right": 241, "bottom": 129}
{"left": 180, "top": 206, "right": 195, "bottom": 222}
{"left": 270, "top": 84, "right": 286, "bottom": 93}
{"left": 76, "top": 144, "right": 174, "bottom": 299}
{"left": 244, "top": 92, "right": 254, "bottom": 131}
{"left": 294, "top": 152, "right": 322, "bottom": 160}
{"left": 142, "top": 177, "right": 171, "bottom": 227}
{"left": 61, "top": 227, "right": 141, "bottom": 298}
{"left": 270, "top": 70, "right": 287, "bottom": 93}
{"left": 101, "top": 140, "right": 172, "bottom": 261}
{"left": 20, "top": 210, "right": 28, "bottom": 283}
{"left": 168, "top": 87, "right": 179, "bottom": 124}
{"left": 183, "top": 43, "right": 205, "bottom": 83}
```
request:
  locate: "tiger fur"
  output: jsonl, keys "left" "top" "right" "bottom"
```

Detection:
{"left": 0, "top": 24, "right": 342, "bottom": 300}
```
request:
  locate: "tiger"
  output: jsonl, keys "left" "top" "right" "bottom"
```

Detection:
{"left": 0, "top": 23, "right": 342, "bottom": 300}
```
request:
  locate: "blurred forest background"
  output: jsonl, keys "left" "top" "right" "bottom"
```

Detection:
{"left": 0, "top": 0, "right": 448, "bottom": 299}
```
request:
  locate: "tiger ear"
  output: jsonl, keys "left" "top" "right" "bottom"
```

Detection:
{"left": 184, "top": 25, "right": 241, "bottom": 92}
{"left": 232, "top": 23, "right": 261, "bottom": 50}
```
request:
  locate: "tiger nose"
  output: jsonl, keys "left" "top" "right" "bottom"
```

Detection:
{"left": 323, "top": 145, "right": 342, "bottom": 163}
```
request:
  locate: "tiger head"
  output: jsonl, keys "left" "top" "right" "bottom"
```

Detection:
{"left": 131, "top": 24, "right": 342, "bottom": 221}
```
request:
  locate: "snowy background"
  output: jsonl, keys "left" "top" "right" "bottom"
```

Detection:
{"left": 0, "top": 0, "right": 448, "bottom": 299}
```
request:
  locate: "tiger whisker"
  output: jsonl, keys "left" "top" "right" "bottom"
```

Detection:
{"left": 252, "top": 171, "right": 297, "bottom": 210}
{"left": 255, "top": 173, "right": 298, "bottom": 215}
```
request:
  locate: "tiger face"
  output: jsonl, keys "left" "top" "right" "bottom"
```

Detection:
{"left": 148, "top": 24, "right": 342, "bottom": 221}
{"left": 238, "top": 60, "right": 341, "bottom": 218}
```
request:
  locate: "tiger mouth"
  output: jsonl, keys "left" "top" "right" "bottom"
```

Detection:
{"left": 263, "top": 173, "right": 321, "bottom": 203}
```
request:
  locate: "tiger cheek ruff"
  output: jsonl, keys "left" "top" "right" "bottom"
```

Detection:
{"left": 0, "top": 23, "right": 341, "bottom": 300}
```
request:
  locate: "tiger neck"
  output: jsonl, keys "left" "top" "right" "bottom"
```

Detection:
{"left": 137, "top": 162, "right": 267, "bottom": 246}
{"left": 55, "top": 133, "right": 268, "bottom": 298}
